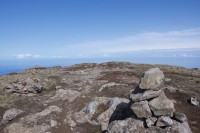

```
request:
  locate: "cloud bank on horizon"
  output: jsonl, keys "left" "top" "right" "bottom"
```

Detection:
{"left": 15, "top": 54, "right": 42, "bottom": 59}
{"left": 15, "top": 28, "right": 200, "bottom": 59}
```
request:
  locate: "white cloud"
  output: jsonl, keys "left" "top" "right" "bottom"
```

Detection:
{"left": 15, "top": 53, "right": 42, "bottom": 59}
{"left": 14, "top": 28, "right": 200, "bottom": 59}
{"left": 61, "top": 28, "right": 200, "bottom": 55}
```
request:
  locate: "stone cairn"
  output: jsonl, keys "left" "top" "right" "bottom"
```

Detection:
{"left": 5, "top": 77, "right": 43, "bottom": 94}
{"left": 126, "top": 68, "right": 192, "bottom": 133}
{"left": 76, "top": 67, "right": 192, "bottom": 133}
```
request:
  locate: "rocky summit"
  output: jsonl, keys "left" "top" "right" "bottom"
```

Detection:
{"left": 0, "top": 62, "right": 200, "bottom": 133}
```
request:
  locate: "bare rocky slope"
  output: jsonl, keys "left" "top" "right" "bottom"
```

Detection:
{"left": 0, "top": 62, "right": 200, "bottom": 133}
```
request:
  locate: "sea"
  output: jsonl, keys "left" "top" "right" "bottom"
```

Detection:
{"left": 0, "top": 57, "right": 200, "bottom": 75}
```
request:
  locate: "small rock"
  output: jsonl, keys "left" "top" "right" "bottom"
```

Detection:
{"left": 130, "top": 89, "right": 162, "bottom": 102}
{"left": 50, "top": 120, "right": 57, "bottom": 127}
{"left": 164, "top": 78, "right": 171, "bottom": 82}
{"left": 55, "top": 86, "right": 62, "bottom": 89}
{"left": 163, "top": 86, "right": 179, "bottom": 93}
{"left": 2, "top": 108, "right": 24, "bottom": 124}
{"left": 146, "top": 117, "right": 157, "bottom": 127}
{"left": 149, "top": 93, "right": 175, "bottom": 117}
{"left": 130, "top": 100, "right": 152, "bottom": 118}
{"left": 32, "top": 84, "right": 43, "bottom": 93}
{"left": 68, "top": 119, "right": 76, "bottom": 127}
{"left": 156, "top": 116, "right": 173, "bottom": 127}
{"left": 139, "top": 68, "right": 164, "bottom": 90}
{"left": 190, "top": 97, "right": 199, "bottom": 106}
{"left": 174, "top": 112, "right": 187, "bottom": 123}
{"left": 80, "top": 70, "right": 85, "bottom": 74}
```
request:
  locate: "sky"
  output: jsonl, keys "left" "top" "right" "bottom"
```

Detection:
{"left": 0, "top": 0, "right": 200, "bottom": 59}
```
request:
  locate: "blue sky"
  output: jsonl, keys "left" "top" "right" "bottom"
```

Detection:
{"left": 0, "top": 0, "right": 200, "bottom": 59}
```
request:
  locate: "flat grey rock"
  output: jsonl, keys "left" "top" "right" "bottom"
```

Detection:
{"left": 97, "top": 97, "right": 130, "bottom": 131}
{"left": 171, "top": 120, "right": 192, "bottom": 133}
{"left": 130, "top": 89, "right": 162, "bottom": 102}
{"left": 174, "top": 112, "right": 187, "bottom": 123}
{"left": 156, "top": 116, "right": 173, "bottom": 127}
{"left": 108, "top": 118, "right": 144, "bottom": 133}
{"left": 149, "top": 93, "right": 175, "bottom": 117}
{"left": 146, "top": 117, "right": 157, "bottom": 127}
{"left": 139, "top": 68, "right": 164, "bottom": 90}
{"left": 1, "top": 108, "right": 24, "bottom": 124}
{"left": 131, "top": 100, "right": 152, "bottom": 118}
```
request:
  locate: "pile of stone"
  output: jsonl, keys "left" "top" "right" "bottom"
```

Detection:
{"left": 5, "top": 77, "right": 43, "bottom": 94}
{"left": 77, "top": 68, "right": 192, "bottom": 133}
{"left": 130, "top": 68, "right": 175, "bottom": 128}
{"left": 109, "top": 68, "right": 192, "bottom": 133}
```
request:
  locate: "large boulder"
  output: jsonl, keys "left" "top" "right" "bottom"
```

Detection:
{"left": 171, "top": 120, "right": 192, "bottom": 133}
{"left": 97, "top": 98, "right": 130, "bottom": 131}
{"left": 5, "top": 122, "right": 51, "bottom": 133}
{"left": 149, "top": 93, "right": 175, "bottom": 117}
{"left": 74, "top": 97, "right": 130, "bottom": 131}
{"left": 73, "top": 97, "right": 110, "bottom": 125}
{"left": 108, "top": 118, "right": 144, "bottom": 133}
{"left": 130, "top": 100, "right": 152, "bottom": 118}
{"left": 145, "top": 127, "right": 170, "bottom": 133}
{"left": 130, "top": 89, "right": 162, "bottom": 102}
{"left": 139, "top": 68, "right": 164, "bottom": 90}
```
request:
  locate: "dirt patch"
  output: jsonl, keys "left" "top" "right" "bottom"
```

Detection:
{"left": 98, "top": 71, "right": 139, "bottom": 84}
{"left": 75, "top": 123, "right": 101, "bottom": 133}
{"left": 166, "top": 73, "right": 200, "bottom": 99}
{"left": 73, "top": 80, "right": 82, "bottom": 84}
{"left": 33, "top": 67, "right": 47, "bottom": 70}
{"left": 64, "top": 63, "right": 98, "bottom": 71}
{"left": 0, "top": 106, "right": 7, "bottom": 117}
{"left": 99, "top": 85, "right": 134, "bottom": 98}
{"left": 48, "top": 76, "right": 61, "bottom": 80}
{"left": 165, "top": 91, "right": 200, "bottom": 133}
{"left": 13, "top": 96, "right": 45, "bottom": 114}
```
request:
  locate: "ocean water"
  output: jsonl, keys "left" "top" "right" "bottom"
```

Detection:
{"left": 0, "top": 57, "right": 200, "bottom": 75}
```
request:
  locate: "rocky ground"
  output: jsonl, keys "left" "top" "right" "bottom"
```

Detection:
{"left": 0, "top": 62, "right": 200, "bottom": 133}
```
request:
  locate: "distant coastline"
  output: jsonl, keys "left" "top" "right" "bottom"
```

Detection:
{"left": 0, "top": 57, "right": 200, "bottom": 75}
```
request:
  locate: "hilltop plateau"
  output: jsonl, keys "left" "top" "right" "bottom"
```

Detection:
{"left": 0, "top": 62, "right": 200, "bottom": 133}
